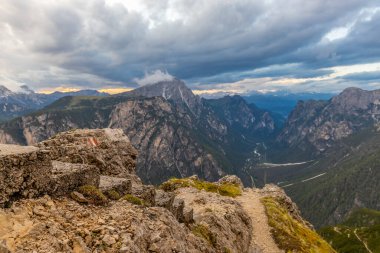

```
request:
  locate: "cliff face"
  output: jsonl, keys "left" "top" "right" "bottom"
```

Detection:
{"left": 277, "top": 87, "right": 380, "bottom": 155}
{"left": 0, "top": 128, "right": 333, "bottom": 253}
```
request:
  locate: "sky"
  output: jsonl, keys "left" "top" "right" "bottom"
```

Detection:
{"left": 0, "top": 0, "right": 380, "bottom": 95}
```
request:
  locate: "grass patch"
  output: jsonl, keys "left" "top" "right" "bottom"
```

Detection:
{"left": 122, "top": 194, "right": 144, "bottom": 205}
{"left": 261, "top": 196, "right": 336, "bottom": 253}
{"left": 160, "top": 177, "right": 241, "bottom": 197}
{"left": 192, "top": 224, "right": 217, "bottom": 247}
{"left": 77, "top": 185, "right": 108, "bottom": 206}
{"left": 104, "top": 190, "right": 121, "bottom": 200}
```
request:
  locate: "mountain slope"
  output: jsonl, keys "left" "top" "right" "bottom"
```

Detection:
{"left": 319, "top": 208, "right": 380, "bottom": 253}
{"left": 274, "top": 127, "right": 380, "bottom": 228}
{"left": 277, "top": 87, "right": 380, "bottom": 159}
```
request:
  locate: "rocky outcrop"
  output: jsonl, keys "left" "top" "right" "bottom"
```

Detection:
{"left": 0, "top": 144, "right": 51, "bottom": 207}
{"left": 0, "top": 129, "right": 139, "bottom": 208}
{"left": 175, "top": 187, "right": 252, "bottom": 253}
{"left": 0, "top": 196, "right": 214, "bottom": 253}
{"left": 37, "top": 128, "right": 137, "bottom": 177}
{"left": 278, "top": 87, "right": 380, "bottom": 154}
{"left": 51, "top": 161, "right": 100, "bottom": 196}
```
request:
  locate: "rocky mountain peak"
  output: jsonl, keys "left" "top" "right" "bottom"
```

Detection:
{"left": 125, "top": 78, "right": 201, "bottom": 114}
{"left": 330, "top": 86, "right": 380, "bottom": 111}
{"left": 278, "top": 87, "right": 380, "bottom": 155}
{"left": 0, "top": 85, "right": 13, "bottom": 97}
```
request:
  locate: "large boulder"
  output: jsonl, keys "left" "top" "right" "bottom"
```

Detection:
{"left": 0, "top": 144, "right": 51, "bottom": 207}
{"left": 37, "top": 128, "right": 138, "bottom": 177}
{"left": 50, "top": 161, "right": 100, "bottom": 196}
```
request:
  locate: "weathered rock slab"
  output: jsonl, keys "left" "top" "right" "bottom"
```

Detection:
{"left": 50, "top": 161, "right": 100, "bottom": 196}
{"left": 0, "top": 145, "right": 51, "bottom": 207}
{"left": 99, "top": 175, "right": 131, "bottom": 195}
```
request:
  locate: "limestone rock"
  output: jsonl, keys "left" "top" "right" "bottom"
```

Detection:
{"left": 131, "top": 184, "right": 156, "bottom": 206}
{"left": 0, "top": 197, "right": 214, "bottom": 253}
{"left": 50, "top": 161, "right": 100, "bottom": 196}
{"left": 175, "top": 187, "right": 253, "bottom": 253}
{"left": 218, "top": 175, "right": 244, "bottom": 189}
{"left": 99, "top": 176, "right": 131, "bottom": 195}
{"left": 154, "top": 189, "right": 175, "bottom": 209}
{"left": 37, "top": 128, "right": 138, "bottom": 177}
{"left": 0, "top": 145, "right": 51, "bottom": 207}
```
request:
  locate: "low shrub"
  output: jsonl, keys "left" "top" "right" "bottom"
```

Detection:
{"left": 261, "top": 197, "right": 336, "bottom": 252}
{"left": 192, "top": 224, "right": 217, "bottom": 247}
{"left": 78, "top": 185, "right": 108, "bottom": 206}
{"left": 160, "top": 177, "right": 241, "bottom": 197}
{"left": 122, "top": 194, "right": 144, "bottom": 205}
{"left": 104, "top": 190, "right": 121, "bottom": 200}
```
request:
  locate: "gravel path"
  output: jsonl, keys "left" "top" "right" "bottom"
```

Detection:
{"left": 237, "top": 189, "right": 283, "bottom": 253}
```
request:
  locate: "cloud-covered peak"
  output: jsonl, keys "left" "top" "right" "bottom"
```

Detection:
{"left": 134, "top": 70, "right": 174, "bottom": 86}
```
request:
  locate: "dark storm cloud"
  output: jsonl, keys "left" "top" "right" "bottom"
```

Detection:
{"left": 0, "top": 0, "right": 379, "bottom": 92}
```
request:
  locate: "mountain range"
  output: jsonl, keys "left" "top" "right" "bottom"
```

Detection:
{"left": 0, "top": 79, "right": 380, "bottom": 239}
{"left": 0, "top": 85, "right": 107, "bottom": 121}
{"left": 0, "top": 79, "right": 279, "bottom": 185}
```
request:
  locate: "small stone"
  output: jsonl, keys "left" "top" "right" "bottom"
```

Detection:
{"left": 148, "top": 243, "right": 160, "bottom": 252}
{"left": 71, "top": 192, "right": 89, "bottom": 203}
{"left": 72, "top": 236, "right": 90, "bottom": 253}
{"left": 97, "top": 218, "right": 105, "bottom": 224}
{"left": 119, "top": 247, "right": 129, "bottom": 253}
{"left": 102, "top": 234, "right": 116, "bottom": 246}
{"left": 33, "top": 206, "right": 50, "bottom": 217}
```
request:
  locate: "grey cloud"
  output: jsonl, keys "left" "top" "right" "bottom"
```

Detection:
{"left": 342, "top": 71, "right": 380, "bottom": 81}
{"left": 0, "top": 0, "right": 379, "bottom": 92}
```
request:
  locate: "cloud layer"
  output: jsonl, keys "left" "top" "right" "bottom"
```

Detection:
{"left": 0, "top": 0, "right": 379, "bottom": 93}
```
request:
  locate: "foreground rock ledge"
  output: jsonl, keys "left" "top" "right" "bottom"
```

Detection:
{"left": 0, "top": 128, "right": 335, "bottom": 253}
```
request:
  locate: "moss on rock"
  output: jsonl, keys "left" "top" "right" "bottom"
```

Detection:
{"left": 78, "top": 185, "right": 108, "bottom": 206}
{"left": 261, "top": 196, "right": 336, "bottom": 253}
{"left": 160, "top": 177, "right": 241, "bottom": 197}
{"left": 104, "top": 190, "right": 121, "bottom": 200}
{"left": 122, "top": 194, "right": 144, "bottom": 205}
{"left": 191, "top": 224, "right": 217, "bottom": 247}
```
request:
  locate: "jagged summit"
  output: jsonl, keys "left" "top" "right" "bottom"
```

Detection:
{"left": 278, "top": 86, "right": 380, "bottom": 155}
{"left": 123, "top": 78, "right": 201, "bottom": 113}
{"left": 331, "top": 86, "right": 380, "bottom": 111}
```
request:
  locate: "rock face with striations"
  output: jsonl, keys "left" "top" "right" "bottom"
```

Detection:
{"left": 0, "top": 129, "right": 139, "bottom": 207}
{"left": 0, "top": 145, "right": 51, "bottom": 207}
{"left": 123, "top": 78, "right": 202, "bottom": 115}
{"left": 278, "top": 87, "right": 380, "bottom": 155}
{"left": 36, "top": 128, "right": 137, "bottom": 177}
